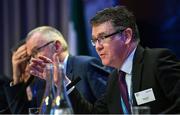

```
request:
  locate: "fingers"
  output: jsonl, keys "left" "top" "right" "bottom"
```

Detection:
{"left": 28, "top": 54, "right": 61, "bottom": 83}
{"left": 12, "top": 44, "right": 29, "bottom": 84}
{"left": 13, "top": 44, "right": 27, "bottom": 60}
{"left": 29, "top": 69, "right": 44, "bottom": 79}
{"left": 29, "top": 56, "right": 53, "bottom": 79}
{"left": 29, "top": 58, "right": 46, "bottom": 78}
{"left": 30, "top": 58, "right": 46, "bottom": 68}
{"left": 12, "top": 45, "right": 30, "bottom": 70}
{"left": 15, "top": 50, "right": 27, "bottom": 60}
{"left": 38, "top": 56, "right": 53, "bottom": 63}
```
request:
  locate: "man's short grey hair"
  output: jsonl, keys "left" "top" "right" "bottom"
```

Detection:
{"left": 26, "top": 26, "right": 68, "bottom": 52}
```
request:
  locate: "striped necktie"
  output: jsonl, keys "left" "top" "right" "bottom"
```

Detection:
{"left": 118, "top": 70, "right": 131, "bottom": 114}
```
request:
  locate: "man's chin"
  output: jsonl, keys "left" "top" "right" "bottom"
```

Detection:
{"left": 102, "top": 60, "right": 110, "bottom": 66}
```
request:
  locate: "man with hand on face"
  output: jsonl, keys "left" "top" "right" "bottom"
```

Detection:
{"left": 4, "top": 26, "right": 110, "bottom": 114}
{"left": 2, "top": 40, "right": 45, "bottom": 113}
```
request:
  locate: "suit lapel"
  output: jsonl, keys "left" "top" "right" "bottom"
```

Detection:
{"left": 132, "top": 45, "right": 144, "bottom": 105}
{"left": 108, "top": 70, "right": 121, "bottom": 113}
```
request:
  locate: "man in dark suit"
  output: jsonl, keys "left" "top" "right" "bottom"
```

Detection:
{"left": 67, "top": 6, "right": 180, "bottom": 114}
{"left": 1, "top": 39, "right": 46, "bottom": 113}
{"left": 0, "top": 75, "right": 11, "bottom": 114}
{"left": 4, "top": 26, "right": 110, "bottom": 114}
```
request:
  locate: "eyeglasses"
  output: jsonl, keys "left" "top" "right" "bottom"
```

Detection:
{"left": 91, "top": 29, "right": 125, "bottom": 47}
{"left": 30, "top": 41, "right": 54, "bottom": 58}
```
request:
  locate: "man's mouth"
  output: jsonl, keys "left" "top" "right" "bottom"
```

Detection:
{"left": 99, "top": 53, "right": 105, "bottom": 58}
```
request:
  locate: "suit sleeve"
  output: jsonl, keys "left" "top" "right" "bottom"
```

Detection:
{"left": 69, "top": 87, "right": 108, "bottom": 113}
{"left": 3, "top": 82, "right": 30, "bottom": 114}
{"left": 156, "top": 50, "right": 180, "bottom": 113}
{"left": 86, "top": 58, "right": 109, "bottom": 99}
{"left": 0, "top": 84, "right": 10, "bottom": 113}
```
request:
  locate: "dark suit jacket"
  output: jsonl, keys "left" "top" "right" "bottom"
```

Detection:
{"left": 67, "top": 55, "right": 110, "bottom": 103}
{"left": 3, "top": 55, "right": 110, "bottom": 114}
{"left": 69, "top": 45, "right": 180, "bottom": 114}
{"left": 2, "top": 76, "right": 45, "bottom": 113}
{"left": 0, "top": 75, "right": 11, "bottom": 114}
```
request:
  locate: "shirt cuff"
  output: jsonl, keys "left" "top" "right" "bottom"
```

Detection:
{"left": 67, "top": 86, "right": 75, "bottom": 94}
{"left": 9, "top": 81, "right": 15, "bottom": 87}
{"left": 65, "top": 79, "right": 75, "bottom": 94}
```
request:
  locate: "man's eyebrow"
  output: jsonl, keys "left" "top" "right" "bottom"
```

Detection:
{"left": 98, "top": 32, "right": 106, "bottom": 36}
{"left": 92, "top": 32, "right": 106, "bottom": 39}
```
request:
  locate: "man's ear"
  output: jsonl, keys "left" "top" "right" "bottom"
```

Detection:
{"left": 124, "top": 28, "right": 133, "bottom": 44}
{"left": 54, "top": 40, "right": 63, "bottom": 53}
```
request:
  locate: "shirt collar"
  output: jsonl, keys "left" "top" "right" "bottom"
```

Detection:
{"left": 120, "top": 48, "right": 136, "bottom": 74}
{"left": 63, "top": 54, "right": 69, "bottom": 75}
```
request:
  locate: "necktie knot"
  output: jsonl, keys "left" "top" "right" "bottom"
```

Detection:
{"left": 119, "top": 70, "right": 126, "bottom": 81}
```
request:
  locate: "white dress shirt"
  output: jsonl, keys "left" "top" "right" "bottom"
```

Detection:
{"left": 62, "top": 54, "right": 75, "bottom": 94}
{"left": 120, "top": 48, "right": 136, "bottom": 104}
{"left": 62, "top": 54, "right": 69, "bottom": 75}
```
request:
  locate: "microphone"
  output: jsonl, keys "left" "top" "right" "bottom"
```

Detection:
{"left": 66, "top": 77, "right": 81, "bottom": 91}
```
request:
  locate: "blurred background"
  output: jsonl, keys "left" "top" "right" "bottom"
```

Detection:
{"left": 1, "top": 0, "right": 180, "bottom": 78}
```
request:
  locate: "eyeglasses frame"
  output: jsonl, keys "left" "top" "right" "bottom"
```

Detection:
{"left": 91, "top": 28, "right": 126, "bottom": 46}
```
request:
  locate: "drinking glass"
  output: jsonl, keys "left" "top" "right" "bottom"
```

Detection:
{"left": 28, "top": 108, "right": 40, "bottom": 115}
{"left": 132, "top": 106, "right": 150, "bottom": 114}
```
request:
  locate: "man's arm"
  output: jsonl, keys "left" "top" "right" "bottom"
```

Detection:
{"left": 156, "top": 49, "right": 180, "bottom": 113}
{"left": 0, "top": 76, "right": 11, "bottom": 114}
{"left": 87, "top": 58, "right": 110, "bottom": 99}
{"left": 68, "top": 87, "right": 108, "bottom": 114}
{"left": 3, "top": 76, "right": 35, "bottom": 114}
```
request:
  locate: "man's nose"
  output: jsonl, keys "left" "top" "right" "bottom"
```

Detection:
{"left": 95, "top": 41, "right": 103, "bottom": 51}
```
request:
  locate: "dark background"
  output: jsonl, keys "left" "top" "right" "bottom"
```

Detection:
{"left": 121, "top": 0, "right": 180, "bottom": 53}
{"left": 0, "top": 0, "right": 180, "bottom": 78}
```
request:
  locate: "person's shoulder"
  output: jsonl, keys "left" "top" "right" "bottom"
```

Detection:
{"left": 145, "top": 47, "right": 173, "bottom": 54}
{"left": 0, "top": 74, "right": 10, "bottom": 85}
{"left": 74, "top": 55, "right": 99, "bottom": 60}
{"left": 73, "top": 55, "right": 110, "bottom": 72}
{"left": 144, "top": 47, "right": 179, "bottom": 60}
{"left": 73, "top": 55, "right": 101, "bottom": 64}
